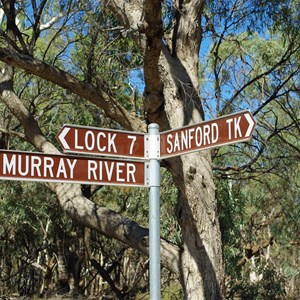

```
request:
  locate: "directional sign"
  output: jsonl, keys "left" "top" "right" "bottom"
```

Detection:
{"left": 160, "top": 110, "right": 256, "bottom": 158}
{"left": 56, "top": 125, "right": 145, "bottom": 159}
{"left": 0, "top": 150, "right": 146, "bottom": 187}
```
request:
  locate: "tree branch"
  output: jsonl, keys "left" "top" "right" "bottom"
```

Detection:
{"left": 1, "top": 0, "right": 29, "bottom": 54}
{"left": 142, "top": 0, "right": 164, "bottom": 115}
{"left": 222, "top": 42, "right": 300, "bottom": 114}
{"left": 0, "top": 127, "right": 29, "bottom": 142}
{"left": 173, "top": 0, "right": 205, "bottom": 89}
{"left": 0, "top": 47, "right": 146, "bottom": 132}
{"left": 0, "top": 75, "right": 181, "bottom": 276}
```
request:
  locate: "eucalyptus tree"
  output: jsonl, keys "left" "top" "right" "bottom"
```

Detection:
{"left": 0, "top": 0, "right": 299, "bottom": 299}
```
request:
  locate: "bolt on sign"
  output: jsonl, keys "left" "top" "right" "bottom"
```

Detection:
{"left": 160, "top": 110, "right": 256, "bottom": 158}
{"left": 0, "top": 150, "right": 145, "bottom": 187}
{"left": 56, "top": 125, "right": 145, "bottom": 159}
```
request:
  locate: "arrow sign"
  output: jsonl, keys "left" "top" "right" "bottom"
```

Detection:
{"left": 0, "top": 150, "right": 146, "bottom": 187}
{"left": 160, "top": 110, "right": 256, "bottom": 158}
{"left": 56, "top": 125, "right": 145, "bottom": 159}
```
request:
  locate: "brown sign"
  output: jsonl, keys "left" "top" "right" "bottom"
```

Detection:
{"left": 56, "top": 125, "right": 145, "bottom": 159}
{"left": 0, "top": 150, "right": 145, "bottom": 187}
{"left": 160, "top": 110, "right": 256, "bottom": 158}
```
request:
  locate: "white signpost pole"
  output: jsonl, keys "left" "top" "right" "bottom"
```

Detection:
{"left": 146, "top": 123, "right": 161, "bottom": 300}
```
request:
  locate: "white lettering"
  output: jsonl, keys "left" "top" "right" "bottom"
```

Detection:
{"left": 166, "top": 134, "right": 173, "bottom": 153}
{"left": 44, "top": 157, "right": 54, "bottom": 177}
{"left": 188, "top": 128, "right": 195, "bottom": 149}
{"left": 56, "top": 159, "right": 67, "bottom": 178}
{"left": 99, "top": 160, "right": 103, "bottom": 180}
{"left": 234, "top": 116, "right": 242, "bottom": 138}
{"left": 31, "top": 156, "right": 42, "bottom": 176}
{"left": 116, "top": 162, "right": 125, "bottom": 182}
{"left": 164, "top": 122, "right": 220, "bottom": 155}
{"left": 203, "top": 125, "right": 211, "bottom": 145}
{"left": 66, "top": 159, "right": 77, "bottom": 179}
{"left": 211, "top": 123, "right": 219, "bottom": 144}
{"left": 96, "top": 132, "right": 106, "bottom": 152}
{"left": 88, "top": 160, "right": 97, "bottom": 180}
{"left": 127, "top": 163, "right": 136, "bottom": 182}
{"left": 18, "top": 155, "right": 29, "bottom": 176}
{"left": 128, "top": 135, "right": 137, "bottom": 155}
{"left": 195, "top": 127, "right": 203, "bottom": 146}
{"left": 108, "top": 133, "right": 117, "bottom": 153}
{"left": 181, "top": 130, "right": 189, "bottom": 151}
{"left": 226, "top": 118, "right": 233, "bottom": 139}
{"left": 85, "top": 131, "right": 95, "bottom": 150}
{"left": 82, "top": 132, "right": 117, "bottom": 153}
{"left": 75, "top": 129, "right": 84, "bottom": 149}
{"left": 105, "top": 161, "right": 114, "bottom": 181}
{"left": 86, "top": 160, "right": 137, "bottom": 183}
{"left": 173, "top": 133, "right": 180, "bottom": 152}
{"left": 3, "top": 154, "right": 16, "bottom": 175}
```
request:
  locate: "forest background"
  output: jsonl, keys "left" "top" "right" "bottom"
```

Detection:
{"left": 0, "top": 0, "right": 299, "bottom": 299}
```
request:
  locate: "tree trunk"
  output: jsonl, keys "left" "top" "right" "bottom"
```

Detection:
{"left": 139, "top": 0, "right": 224, "bottom": 294}
{"left": 56, "top": 239, "right": 70, "bottom": 294}
{"left": 158, "top": 52, "right": 224, "bottom": 298}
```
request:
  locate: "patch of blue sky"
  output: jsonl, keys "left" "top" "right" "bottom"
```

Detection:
{"left": 127, "top": 68, "right": 145, "bottom": 94}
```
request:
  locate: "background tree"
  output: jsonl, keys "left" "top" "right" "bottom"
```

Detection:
{"left": 0, "top": 0, "right": 299, "bottom": 299}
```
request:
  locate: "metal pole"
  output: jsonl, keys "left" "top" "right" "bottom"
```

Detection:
{"left": 147, "top": 123, "right": 161, "bottom": 300}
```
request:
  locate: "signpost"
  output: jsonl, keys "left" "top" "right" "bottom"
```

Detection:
{"left": 160, "top": 110, "right": 256, "bottom": 158}
{"left": 0, "top": 110, "right": 256, "bottom": 300}
{"left": 56, "top": 125, "right": 145, "bottom": 159}
{"left": 146, "top": 124, "right": 161, "bottom": 299}
{"left": 0, "top": 150, "right": 146, "bottom": 187}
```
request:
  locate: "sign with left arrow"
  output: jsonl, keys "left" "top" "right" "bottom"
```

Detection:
{"left": 56, "top": 125, "right": 145, "bottom": 159}
{"left": 0, "top": 150, "right": 146, "bottom": 187}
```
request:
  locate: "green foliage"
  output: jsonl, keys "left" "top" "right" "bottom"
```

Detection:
{"left": 0, "top": 181, "right": 59, "bottom": 294}
{"left": 227, "top": 265, "right": 287, "bottom": 299}
{"left": 217, "top": 179, "right": 245, "bottom": 276}
{"left": 215, "top": 130, "right": 299, "bottom": 298}
{"left": 92, "top": 168, "right": 180, "bottom": 245}
{"left": 136, "top": 281, "right": 183, "bottom": 300}
{"left": 0, "top": 0, "right": 299, "bottom": 298}
{"left": 252, "top": 0, "right": 300, "bottom": 38}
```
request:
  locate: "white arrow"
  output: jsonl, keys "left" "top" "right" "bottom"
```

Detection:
{"left": 58, "top": 127, "right": 71, "bottom": 149}
{"left": 245, "top": 113, "right": 255, "bottom": 137}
